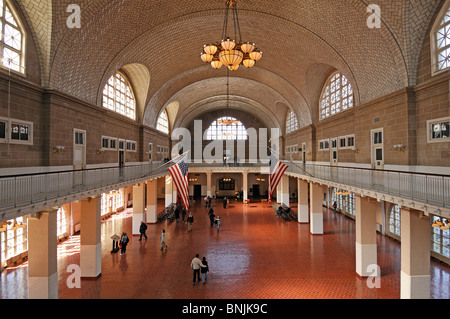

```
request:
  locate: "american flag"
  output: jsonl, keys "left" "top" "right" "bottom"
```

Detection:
{"left": 268, "top": 153, "right": 288, "bottom": 204}
{"left": 168, "top": 153, "right": 190, "bottom": 211}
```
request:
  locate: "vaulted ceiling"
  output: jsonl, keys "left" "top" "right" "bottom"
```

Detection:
{"left": 15, "top": 0, "right": 445, "bottom": 132}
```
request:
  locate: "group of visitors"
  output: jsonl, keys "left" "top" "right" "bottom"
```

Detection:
{"left": 191, "top": 253, "right": 210, "bottom": 285}
{"left": 207, "top": 207, "right": 222, "bottom": 232}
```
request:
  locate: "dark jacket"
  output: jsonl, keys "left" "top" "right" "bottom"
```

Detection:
{"left": 201, "top": 260, "right": 209, "bottom": 273}
{"left": 139, "top": 223, "right": 147, "bottom": 233}
{"left": 187, "top": 215, "right": 194, "bottom": 223}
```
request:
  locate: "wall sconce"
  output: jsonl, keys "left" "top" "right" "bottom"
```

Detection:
{"left": 352, "top": 147, "right": 360, "bottom": 154}
{"left": 393, "top": 144, "right": 406, "bottom": 152}
{"left": 53, "top": 146, "right": 65, "bottom": 153}
{"left": 96, "top": 149, "right": 104, "bottom": 155}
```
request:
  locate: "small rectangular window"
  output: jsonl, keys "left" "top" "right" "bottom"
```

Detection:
{"left": 340, "top": 138, "right": 346, "bottom": 148}
{"left": 0, "top": 121, "right": 5, "bottom": 139}
{"left": 347, "top": 136, "right": 355, "bottom": 147}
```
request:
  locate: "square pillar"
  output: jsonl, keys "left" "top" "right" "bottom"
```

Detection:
{"left": 242, "top": 171, "right": 248, "bottom": 201}
{"left": 355, "top": 195, "right": 378, "bottom": 277}
{"left": 28, "top": 209, "right": 58, "bottom": 299}
{"left": 298, "top": 179, "right": 309, "bottom": 223}
{"left": 309, "top": 183, "right": 323, "bottom": 234}
{"left": 400, "top": 208, "right": 431, "bottom": 299}
{"left": 132, "top": 183, "right": 146, "bottom": 235}
{"left": 276, "top": 184, "right": 281, "bottom": 204}
{"left": 280, "top": 175, "right": 290, "bottom": 207}
{"left": 146, "top": 180, "right": 158, "bottom": 223}
{"left": 206, "top": 171, "right": 212, "bottom": 197}
{"left": 165, "top": 175, "right": 173, "bottom": 207}
{"left": 80, "top": 196, "right": 101, "bottom": 278}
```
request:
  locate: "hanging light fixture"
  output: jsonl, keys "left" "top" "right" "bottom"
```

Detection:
{"left": 200, "top": 0, "right": 262, "bottom": 71}
{"left": 219, "top": 69, "right": 240, "bottom": 126}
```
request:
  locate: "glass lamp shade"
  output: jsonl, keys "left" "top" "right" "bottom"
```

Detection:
{"left": 241, "top": 42, "right": 256, "bottom": 53}
{"left": 221, "top": 38, "right": 236, "bottom": 51}
{"left": 211, "top": 59, "right": 223, "bottom": 69}
{"left": 243, "top": 58, "right": 255, "bottom": 68}
{"left": 219, "top": 49, "right": 244, "bottom": 66}
{"left": 228, "top": 64, "right": 240, "bottom": 71}
{"left": 201, "top": 52, "right": 214, "bottom": 63}
{"left": 249, "top": 49, "right": 263, "bottom": 61}
{"left": 204, "top": 44, "right": 218, "bottom": 55}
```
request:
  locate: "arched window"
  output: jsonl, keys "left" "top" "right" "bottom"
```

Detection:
{"left": 0, "top": 0, "right": 25, "bottom": 73}
{"left": 156, "top": 109, "right": 169, "bottom": 134}
{"left": 389, "top": 205, "right": 401, "bottom": 237}
{"left": 102, "top": 72, "right": 136, "bottom": 120}
{"left": 320, "top": 72, "right": 353, "bottom": 120}
{"left": 432, "top": 1, "right": 450, "bottom": 74}
{"left": 206, "top": 117, "right": 247, "bottom": 140}
{"left": 286, "top": 111, "right": 299, "bottom": 134}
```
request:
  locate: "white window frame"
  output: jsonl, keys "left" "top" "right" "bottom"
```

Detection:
{"left": 126, "top": 140, "right": 137, "bottom": 152}
{"left": 0, "top": 116, "right": 33, "bottom": 145}
{"left": 427, "top": 116, "right": 450, "bottom": 143}
{"left": 101, "top": 136, "right": 118, "bottom": 151}
{"left": 338, "top": 134, "right": 356, "bottom": 150}
{"left": 0, "top": 0, "right": 26, "bottom": 75}
{"left": 318, "top": 139, "right": 330, "bottom": 151}
{"left": 431, "top": 0, "right": 450, "bottom": 76}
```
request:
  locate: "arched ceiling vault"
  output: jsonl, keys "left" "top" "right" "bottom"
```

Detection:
{"left": 13, "top": 0, "right": 446, "bottom": 129}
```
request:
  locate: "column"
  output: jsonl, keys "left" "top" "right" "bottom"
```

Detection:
{"left": 206, "top": 171, "right": 212, "bottom": 197}
{"left": 280, "top": 175, "right": 290, "bottom": 206}
{"left": 28, "top": 209, "right": 58, "bottom": 299}
{"left": 80, "top": 196, "right": 101, "bottom": 278}
{"left": 165, "top": 175, "right": 173, "bottom": 207}
{"left": 132, "top": 183, "right": 146, "bottom": 235}
{"left": 355, "top": 195, "right": 378, "bottom": 277}
{"left": 242, "top": 171, "right": 248, "bottom": 202}
{"left": 276, "top": 184, "right": 281, "bottom": 204}
{"left": 400, "top": 208, "right": 430, "bottom": 299}
{"left": 309, "top": 183, "right": 323, "bottom": 234}
{"left": 298, "top": 178, "right": 309, "bottom": 223}
{"left": 146, "top": 179, "right": 158, "bottom": 223}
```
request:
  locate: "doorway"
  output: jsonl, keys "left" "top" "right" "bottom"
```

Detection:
{"left": 371, "top": 128, "right": 384, "bottom": 169}
{"left": 73, "top": 129, "right": 86, "bottom": 185}
{"left": 194, "top": 185, "right": 202, "bottom": 200}
{"left": 252, "top": 184, "right": 261, "bottom": 199}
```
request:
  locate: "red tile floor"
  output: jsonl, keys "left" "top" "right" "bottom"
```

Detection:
{"left": 1, "top": 199, "right": 449, "bottom": 299}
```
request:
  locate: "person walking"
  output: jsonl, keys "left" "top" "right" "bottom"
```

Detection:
{"left": 181, "top": 207, "right": 187, "bottom": 223}
{"left": 191, "top": 254, "right": 206, "bottom": 285}
{"left": 120, "top": 232, "right": 129, "bottom": 255}
{"left": 201, "top": 257, "right": 209, "bottom": 284}
{"left": 214, "top": 215, "right": 222, "bottom": 232}
{"left": 174, "top": 206, "right": 180, "bottom": 223}
{"left": 223, "top": 197, "right": 227, "bottom": 209}
{"left": 187, "top": 213, "right": 194, "bottom": 232}
{"left": 333, "top": 201, "right": 337, "bottom": 214}
{"left": 160, "top": 229, "right": 167, "bottom": 251}
{"left": 208, "top": 208, "right": 215, "bottom": 228}
{"left": 139, "top": 221, "right": 148, "bottom": 241}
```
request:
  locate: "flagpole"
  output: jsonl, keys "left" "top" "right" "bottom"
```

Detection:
{"left": 267, "top": 146, "right": 313, "bottom": 177}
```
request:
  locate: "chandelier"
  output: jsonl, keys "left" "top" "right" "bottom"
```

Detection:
{"left": 201, "top": 0, "right": 263, "bottom": 71}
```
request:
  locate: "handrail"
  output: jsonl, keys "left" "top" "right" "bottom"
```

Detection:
{"left": 289, "top": 162, "right": 450, "bottom": 178}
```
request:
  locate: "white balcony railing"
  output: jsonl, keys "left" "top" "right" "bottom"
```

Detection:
{"left": 286, "top": 164, "right": 450, "bottom": 208}
{"left": 0, "top": 162, "right": 173, "bottom": 214}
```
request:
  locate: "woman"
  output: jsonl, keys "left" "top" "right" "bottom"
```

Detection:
{"left": 201, "top": 257, "right": 209, "bottom": 284}
{"left": 120, "top": 232, "right": 129, "bottom": 255}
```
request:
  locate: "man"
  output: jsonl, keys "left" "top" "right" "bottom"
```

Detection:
{"left": 139, "top": 221, "right": 147, "bottom": 241}
{"left": 208, "top": 208, "right": 215, "bottom": 228}
{"left": 191, "top": 253, "right": 206, "bottom": 285}
{"left": 187, "top": 212, "right": 194, "bottom": 232}
{"left": 223, "top": 197, "right": 227, "bottom": 209}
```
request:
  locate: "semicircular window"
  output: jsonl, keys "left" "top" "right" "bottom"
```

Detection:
{"left": 0, "top": 0, "right": 25, "bottom": 73}
{"left": 319, "top": 72, "right": 354, "bottom": 120}
{"left": 102, "top": 72, "right": 136, "bottom": 120}
{"left": 206, "top": 117, "right": 248, "bottom": 140}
